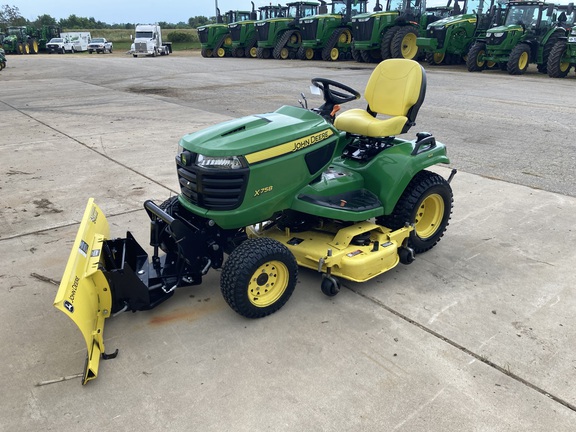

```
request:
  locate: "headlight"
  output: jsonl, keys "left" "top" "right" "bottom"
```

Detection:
{"left": 196, "top": 155, "right": 245, "bottom": 169}
{"left": 492, "top": 32, "right": 504, "bottom": 37}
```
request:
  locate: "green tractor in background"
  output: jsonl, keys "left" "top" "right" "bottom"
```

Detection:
{"left": 255, "top": 1, "right": 320, "bottom": 59}
{"left": 2, "top": 26, "right": 37, "bottom": 54}
{"left": 229, "top": 3, "right": 287, "bottom": 58}
{"left": 547, "top": 3, "right": 576, "bottom": 77}
{"left": 467, "top": 1, "right": 566, "bottom": 75}
{"left": 351, "top": 0, "right": 453, "bottom": 63}
{"left": 199, "top": 9, "right": 252, "bottom": 58}
{"left": 417, "top": 0, "right": 503, "bottom": 65}
{"left": 34, "top": 25, "right": 61, "bottom": 52}
{"left": 298, "top": 0, "right": 368, "bottom": 61}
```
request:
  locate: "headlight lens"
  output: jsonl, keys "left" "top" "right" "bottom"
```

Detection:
{"left": 492, "top": 32, "right": 504, "bottom": 37}
{"left": 196, "top": 154, "right": 245, "bottom": 169}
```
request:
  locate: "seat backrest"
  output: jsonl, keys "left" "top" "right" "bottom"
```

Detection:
{"left": 364, "top": 59, "right": 426, "bottom": 128}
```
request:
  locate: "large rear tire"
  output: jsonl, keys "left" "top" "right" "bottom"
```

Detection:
{"left": 221, "top": 238, "right": 298, "bottom": 318}
{"left": 380, "top": 26, "right": 399, "bottom": 60}
{"left": 376, "top": 171, "right": 453, "bottom": 253}
{"left": 391, "top": 26, "right": 419, "bottom": 60}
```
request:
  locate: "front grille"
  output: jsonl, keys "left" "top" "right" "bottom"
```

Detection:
{"left": 300, "top": 20, "right": 318, "bottom": 40}
{"left": 352, "top": 18, "right": 374, "bottom": 41}
{"left": 487, "top": 33, "right": 506, "bottom": 46}
{"left": 176, "top": 157, "right": 249, "bottom": 211}
{"left": 198, "top": 28, "right": 208, "bottom": 43}
{"left": 256, "top": 22, "right": 270, "bottom": 41}
{"left": 135, "top": 42, "right": 147, "bottom": 52}
{"left": 428, "top": 27, "right": 447, "bottom": 48}
{"left": 230, "top": 25, "right": 242, "bottom": 41}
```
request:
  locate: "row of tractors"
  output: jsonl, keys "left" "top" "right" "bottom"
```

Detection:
{"left": 199, "top": 0, "right": 576, "bottom": 78}
{"left": 0, "top": 25, "right": 61, "bottom": 54}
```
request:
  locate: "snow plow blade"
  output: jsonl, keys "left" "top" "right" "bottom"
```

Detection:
{"left": 54, "top": 198, "right": 113, "bottom": 385}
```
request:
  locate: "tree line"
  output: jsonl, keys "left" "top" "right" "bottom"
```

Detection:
{"left": 0, "top": 4, "right": 214, "bottom": 30}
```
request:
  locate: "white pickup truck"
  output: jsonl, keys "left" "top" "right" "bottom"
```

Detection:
{"left": 46, "top": 38, "right": 74, "bottom": 54}
{"left": 87, "top": 38, "right": 113, "bottom": 54}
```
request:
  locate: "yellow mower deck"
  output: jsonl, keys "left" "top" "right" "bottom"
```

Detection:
{"left": 53, "top": 198, "right": 112, "bottom": 385}
{"left": 249, "top": 221, "right": 413, "bottom": 282}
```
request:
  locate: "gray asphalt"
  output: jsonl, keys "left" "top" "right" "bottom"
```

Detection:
{"left": 1, "top": 52, "right": 575, "bottom": 431}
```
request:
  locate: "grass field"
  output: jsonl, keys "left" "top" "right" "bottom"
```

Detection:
{"left": 68, "top": 28, "right": 201, "bottom": 51}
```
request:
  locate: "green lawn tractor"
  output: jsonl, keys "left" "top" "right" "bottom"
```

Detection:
{"left": 467, "top": 1, "right": 567, "bottom": 75}
{"left": 199, "top": 9, "right": 252, "bottom": 58}
{"left": 255, "top": 1, "right": 320, "bottom": 59}
{"left": 298, "top": 0, "right": 368, "bottom": 61}
{"left": 417, "top": 0, "right": 502, "bottom": 65}
{"left": 0, "top": 48, "right": 7, "bottom": 71}
{"left": 54, "top": 58, "right": 455, "bottom": 384}
{"left": 547, "top": 4, "right": 576, "bottom": 77}
{"left": 351, "top": 0, "right": 453, "bottom": 63}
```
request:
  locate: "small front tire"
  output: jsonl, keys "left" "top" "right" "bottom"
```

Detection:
{"left": 221, "top": 238, "right": 298, "bottom": 318}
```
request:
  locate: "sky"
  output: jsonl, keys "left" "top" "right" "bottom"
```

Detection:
{"left": 8, "top": 0, "right": 447, "bottom": 25}
{"left": 10, "top": 0, "right": 576, "bottom": 25}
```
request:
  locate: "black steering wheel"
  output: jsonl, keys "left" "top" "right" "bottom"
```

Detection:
{"left": 311, "top": 78, "right": 360, "bottom": 105}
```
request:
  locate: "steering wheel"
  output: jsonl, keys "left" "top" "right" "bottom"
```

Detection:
{"left": 311, "top": 78, "right": 360, "bottom": 105}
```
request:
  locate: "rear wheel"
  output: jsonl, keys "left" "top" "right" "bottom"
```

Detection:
{"left": 547, "top": 41, "right": 571, "bottom": 78}
{"left": 29, "top": 39, "right": 39, "bottom": 54}
{"left": 391, "top": 26, "right": 419, "bottom": 59}
{"left": 201, "top": 47, "right": 212, "bottom": 57}
{"left": 507, "top": 43, "right": 530, "bottom": 75}
{"left": 360, "top": 49, "right": 380, "bottom": 63}
{"left": 466, "top": 42, "right": 487, "bottom": 72}
{"left": 257, "top": 47, "right": 271, "bottom": 59}
{"left": 221, "top": 238, "right": 298, "bottom": 318}
{"left": 380, "top": 26, "right": 399, "bottom": 60}
{"left": 376, "top": 170, "right": 453, "bottom": 253}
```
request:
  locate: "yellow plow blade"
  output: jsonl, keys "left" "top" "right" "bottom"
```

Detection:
{"left": 54, "top": 198, "right": 113, "bottom": 385}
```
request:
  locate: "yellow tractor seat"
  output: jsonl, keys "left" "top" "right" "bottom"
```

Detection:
{"left": 334, "top": 59, "right": 426, "bottom": 138}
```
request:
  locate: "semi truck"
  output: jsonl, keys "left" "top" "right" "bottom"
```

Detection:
{"left": 130, "top": 24, "right": 172, "bottom": 57}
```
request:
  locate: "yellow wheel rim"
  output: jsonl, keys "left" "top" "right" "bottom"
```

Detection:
{"left": 280, "top": 47, "right": 289, "bottom": 59}
{"left": 248, "top": 261, "right": 289, "bottom": 307}
{"left": 518, "top": 51, "right": 528, "bottom": 69}
{"left": 433, "top": 52, "right": 445, "bottom": 64}
{"left": 32, "top": 40, "right": 39, "bottom": 52}
{"left": 249, "top": 47, "right": 257, "bottom": 58}
{"left": 330, "top": 47, "right": 339, "bottom": 61}
{"left": 339, "top": 30, "right": 352, "bottom": 44}
{"left": 217, "top": 47, "right": 225, "bottom": 57}
{"left": 305, "top": 48, "right": 314, "bottom": 59}
{"left": 415, "top": 194, "right": 444, "bottom": 239}
{"left": 25, "top": 44, "right": 30, "bottom": 54}
{"left": 224, "top": 36, "right": 232, "bottom": 46}
{"left": 401, "top": 33, "right": 418, "bottom": 59}
{"left": 476, "top": 50, "right": 485, "bottom": 67}
{"left": 560, "top": 60, "right": 569, "bottom": 73}
{"left": 290, "top": 33, "right": 301, "bottom": 44}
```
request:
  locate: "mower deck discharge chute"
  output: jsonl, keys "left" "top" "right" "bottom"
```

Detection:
{"left": 55, "top": 59, "right": 456, "bottom": 384}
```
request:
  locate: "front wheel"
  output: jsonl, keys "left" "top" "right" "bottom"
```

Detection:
{"left": 376, "top": 170, "right": 453, "bottom": 253}
{"left": 466, "top": 42, "right": 486, "bottom": 72}
{"left": 221, "top": 238, "right": 298, "bottom": 318}
{"left": 547, "top": 41, "right": 571, "bottom": 78}
{"left": 507, "top": 44, "right": 530, "bottom": 75}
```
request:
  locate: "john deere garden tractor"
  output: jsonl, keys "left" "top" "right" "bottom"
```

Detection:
{"left": 54, "top": 58, "right": 455, "bottom": 384}
{"left": 547, "top": 3, "right": 576, "bottom": 77}
{"left": 199, "top": 9, "right": 252, "bottom": 58}
{"left": 466, "top": 1, "right": 566, "bottom": 75}
{"left": 351, "top": 0, "right": 452, "bottom": 63}
{"left": 298, "top": 0, "right": 368, "bottom": 61}
{"left": 255, "top": 1, "right": 320, "bottom": 59}
{"left": 417, "top": 0, "right": 502, "bottom": 65}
